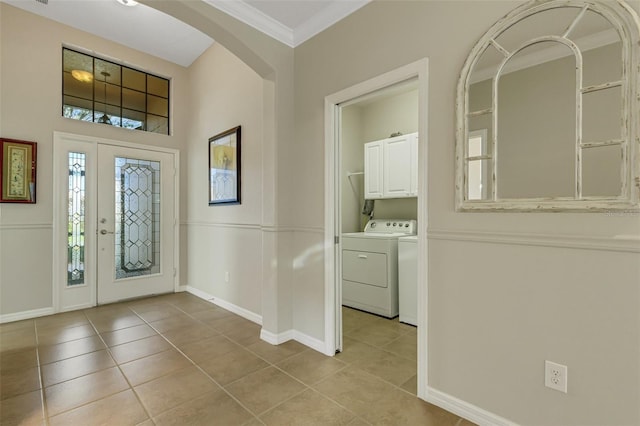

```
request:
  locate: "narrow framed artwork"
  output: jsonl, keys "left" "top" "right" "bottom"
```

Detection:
{"left": 209, "top": 126, "right": 241, "bottom": 205}
{"left": 0, "top": 138, "right": 37, "bottom": 203}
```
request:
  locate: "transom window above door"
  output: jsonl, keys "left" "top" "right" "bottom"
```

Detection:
{"left": 62, "top": 47, "right": 170, "bottom": 135}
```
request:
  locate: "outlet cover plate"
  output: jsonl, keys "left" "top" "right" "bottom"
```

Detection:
{"left": 545, "top": 360, "right": 568, "bottom": 393}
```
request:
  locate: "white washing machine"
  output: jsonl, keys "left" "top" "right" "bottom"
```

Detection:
{"left": 398, "top": 235, "right": 418, "bottom": 326}
{"left": 342, "top": 219, "right": 416, "bottom": 318}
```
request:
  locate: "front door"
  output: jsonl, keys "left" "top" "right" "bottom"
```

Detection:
{"left": 53, "top": 133, "right": 177, "bottom": 310}
{"left": 96, "top": 144, "right": 175, "bottom": 304}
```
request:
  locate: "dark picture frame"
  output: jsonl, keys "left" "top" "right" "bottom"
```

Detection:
{"left": 209, "top": 126, "right": 241, "bottom": 205}
{"left": 0, "top": 138, "right": 37, "bottom": 203}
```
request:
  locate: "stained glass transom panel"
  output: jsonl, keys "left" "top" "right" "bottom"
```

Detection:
{"left": 115, "top": 157, "right": 160, "bottom": 279}
{"left": 67, "top": 152, "right": 86, "bottom": 286}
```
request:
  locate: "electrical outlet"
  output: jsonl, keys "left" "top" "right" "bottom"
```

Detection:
{"left": 545, "top": 360, "right": 568, "bottom": 393}
{"left": 224, "top": 271, "right": 230, "bottom": 283}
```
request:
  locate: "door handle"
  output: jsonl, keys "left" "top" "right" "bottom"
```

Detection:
{"left": 357, "top": 254, "right": 368, "bottom": 259}
{"left": 100, "top": 229, "right": 114, "bottom": 235}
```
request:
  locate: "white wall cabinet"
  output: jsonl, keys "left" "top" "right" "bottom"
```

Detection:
{"left": 364, "top": 132, "right": 418, "bottom": 199}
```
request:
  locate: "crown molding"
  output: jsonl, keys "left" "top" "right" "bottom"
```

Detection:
{"left": 203, "top": 0, "right": 370, "bottom": 48}
{"left": 203, "top": 0, "right": 295, "bottom": 47}
{"left": 294, "top": 0, "right": 370, "bottom": 46}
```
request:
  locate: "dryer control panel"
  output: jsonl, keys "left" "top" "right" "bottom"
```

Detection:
{"left": 363, "top": 219, "right": 416, "bottom": 235}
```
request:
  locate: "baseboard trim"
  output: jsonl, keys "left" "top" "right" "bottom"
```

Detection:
{"left": 184, "top": 285, "right": 262, "bottom": 325}
{"left": 0, "top": 307, "right": 55, "bottom": 324}
{"left": 425, "top": 387, "right": 518, "bottom": 426}
{"left": 260, "top": 328, "right": 327, "bottom": 353}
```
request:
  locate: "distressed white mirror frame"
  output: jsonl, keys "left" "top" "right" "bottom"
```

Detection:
{"left": 455, "top": 0, "right": 640, "bottom": 211}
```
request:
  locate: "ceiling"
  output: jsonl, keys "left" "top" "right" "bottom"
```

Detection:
{"left": 1, "top": 0, "right": 370, "bottom": 67}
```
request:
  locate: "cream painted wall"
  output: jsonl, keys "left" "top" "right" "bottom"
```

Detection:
{"left": 184, "top": 42, "right": 263, "bottom": 315}
{"left": 340, "top": 105, "right": 363, "bottom": 233}
{"left": 0, "top": 4, "right": 190, "bottom": 315}
{"left": 293, "top": 1, "right": 640, "bottom": 425}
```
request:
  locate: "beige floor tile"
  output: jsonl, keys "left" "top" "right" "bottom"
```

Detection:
{"left": 38, "top": 335, "right": 105, "bottom": 365}
{"left": 346, "top": 324, "right": 403, "bottom": 347}
{"left": 0, "top": 347, "right": 38, "bottom": 372}
{"left": 381, "top": 334, "right": 417, "bottom": 361}
{"left": 134, "top": 305, "right": 183, "bottom": 323}
{"left": 313, "top": 367, "right": 396, "bottom": 418}
{"left": 136, "top": 420, "right": 155, "bottom": 426}
{"left": 148, "top": 314, "right": 202, "bottom": 333}
{"left": 0, "top": 319, "right": 34, "bottom": 334}
{"left": 225, "top": 366, "right": 306, "bottom": 415}
{"left": 44, "top": 366, "right": 129, "bottom": 416}
{"left": 356, "top": 350, "right": 416, "bottom": 386}
{"left": 121, "top": 349, "right": 192, "bottom": 386}
{"left": 206, "top": 316, "right": 255, "bottom": 333}
{"left": 41, "top": 349, "right": 115, "bottom": 387}
{"left": 334, "top": 338, "right": 387, "bottom": 365}
{"left": 0, "top": 328, "right": 37, "bottom": 353}
{"left": 260, "top": 389, "right": 354, "bottom": 426}
{"left": 361, "top": 388, "right": 460, "bottom": 426}
{"left": 246, "top": 340, "right": 307, "bottom": 364}
{"left": 160, "top": 324, "right": 219, "bottom": 347}
{"left": 198, "top": 347, "right": 268, "bottom": 386}
{"left": 109, "top": 335, "right": 172, "bottom": 364}
{"left": 35, "top": 312, "right": 88, "bottom": 331}
{"left": 400, "top": 374, "right": 417, "bottom": 395}
{"left": 458, "top": 418, "right": 478, "bottom": 426}
{"left": 48, "top": 389, "right": 148, "bottom": 426}
{"left": 37, "top": 324, "right": 96, "bottom": 346}
{"left": 190, "top": 307, "right": 234, "bottom": 323}
{"left": 0, "top": 365, "right": 41, "bottom": 400}
{"left": 153, "top": 389, "right": 253, "bottom": 426}
{"left": 241, "top": 417, "right": 264, "bottom": 426}
{"left": 180, "top": 334, "right": 239, "bottom": 363}
{"left": 89, "top": 314, "right": 145, "bottom": 333}
{"left": 346, "top": 418, "right": 370, "bottom": 425}
{"left": 276, "top": 349, "right": 347, "bottom": 385}
{"left": 223, "top": 323, "right": 262, "bottom": 346}
{"left": 0, "top": 390, "right": 44, "bottom": 426}
{"left": 101, "top": 323, "right": 158, "bottom": 347}
{"left": 134, "top": 365, "right": 219, "bottom": 417}
{"left": 169, "top": 299, "right": 213, "bottom": 314}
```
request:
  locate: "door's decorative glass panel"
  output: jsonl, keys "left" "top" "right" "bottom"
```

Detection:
{"left": 115, "top": 157, "right": 160, "bottom": 279}
{"left": 68, "top": 152, "right": 86, "bottom": 286}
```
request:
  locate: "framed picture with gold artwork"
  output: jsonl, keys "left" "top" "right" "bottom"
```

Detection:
{"left": 209, "top": 126, "right": 241, "bottom": 205}
{"left": 1, "top": 138, "right": 37, "bottom": 203}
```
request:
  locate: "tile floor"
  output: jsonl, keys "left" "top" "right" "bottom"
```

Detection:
{"left": 0, "top": 293, "right": 475, "bottom": 425}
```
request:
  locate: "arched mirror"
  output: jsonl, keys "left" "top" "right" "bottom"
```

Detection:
{"left": 456, "top": 0, "right": 640, "bottom": 211}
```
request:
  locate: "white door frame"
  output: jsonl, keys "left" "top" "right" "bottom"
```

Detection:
{"left": 323, "top": 58, "right": 429, "bottom": 399}
{"left": 52, "top": 131, "right": 180, "bottom": 312}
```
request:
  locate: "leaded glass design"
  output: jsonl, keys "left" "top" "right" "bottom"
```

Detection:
{"left": 115, "top": 157, "right": 160, "bottom": 279}
{"left": 68, "top": 152, "right": 86, "bottom": 286}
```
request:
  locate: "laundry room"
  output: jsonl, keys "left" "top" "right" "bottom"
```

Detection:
{"left": 337, "top": 79, "right": 419, "bottom": 392}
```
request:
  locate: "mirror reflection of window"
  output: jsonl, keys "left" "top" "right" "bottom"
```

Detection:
{"left": 467, "top": 130, "right": 488, "bottom": 200}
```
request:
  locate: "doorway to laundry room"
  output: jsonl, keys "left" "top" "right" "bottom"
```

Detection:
{"left": 336, "top": 77, "right": 420, "bottom": 395}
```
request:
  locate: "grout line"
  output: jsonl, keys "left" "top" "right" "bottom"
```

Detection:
{"left": 33, "top": 320, "right": 50, "bottom": 426}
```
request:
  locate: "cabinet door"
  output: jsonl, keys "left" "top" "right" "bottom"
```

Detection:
{"left": 383, "top": 135, "right": 412, "bottom": 197}
{"left": 364, "top": 141, "right": 383, "bottom": 199}
{"left": 410, "top": 133, "right": 419, "bottom": 196}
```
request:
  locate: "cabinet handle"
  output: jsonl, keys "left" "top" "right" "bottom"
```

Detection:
{"left": 357, "top": 254, "right": 368, "bottom": 259}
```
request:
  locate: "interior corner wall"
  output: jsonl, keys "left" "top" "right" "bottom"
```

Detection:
{"left": 184, "top": 42, "right": 264, "bottom": 316}
{"left": 293, "top": 1, "right": 640, "bottom": 425}
{"left": 0, "top": 3, "right": 189, "bottom": 317}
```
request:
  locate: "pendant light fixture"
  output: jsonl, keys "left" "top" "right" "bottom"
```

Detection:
{"left": 97, "top": 71, "right": 113, "bottom": 125}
